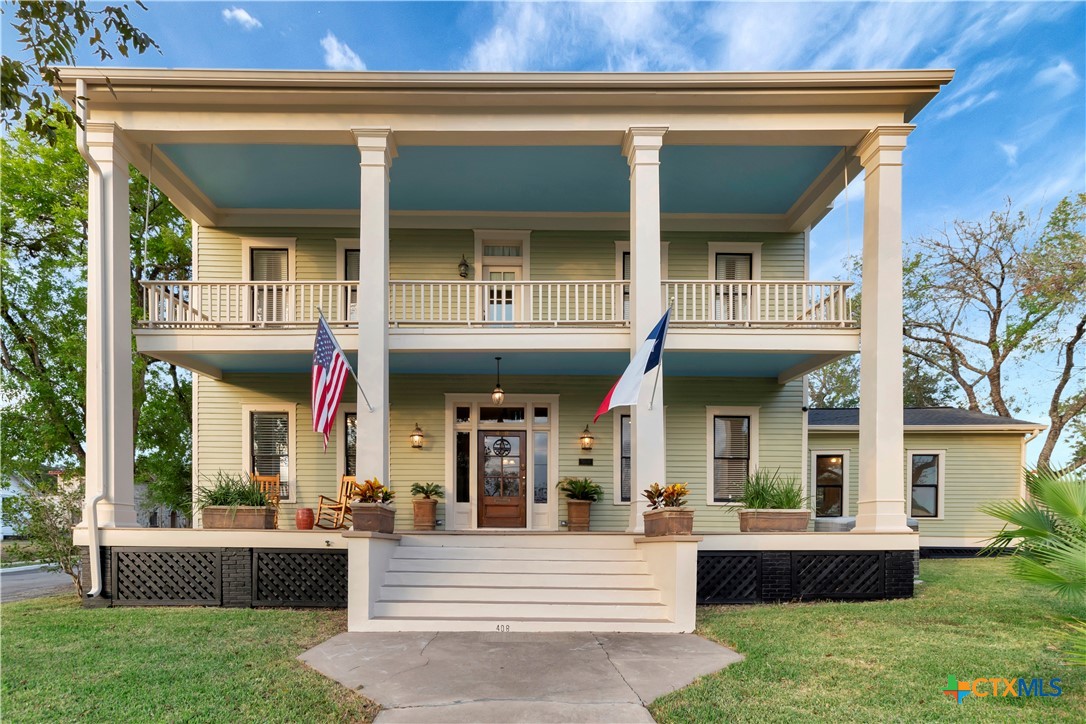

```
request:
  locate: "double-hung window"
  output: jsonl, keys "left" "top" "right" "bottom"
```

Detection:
{"left": 814, "top": 454, "right": 845, "bottom": 517}
{"left": 250, "top": 411, "right": 290, "bottom": 499}
{"left": 909, "top": 451, "right": 943, "bottom": 518}
{"left": 712, "top": 415, "right": 751, "bottom": 503}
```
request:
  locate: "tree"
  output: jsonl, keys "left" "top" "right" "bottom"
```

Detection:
{"left": 4, "top": 474, "right": 87, "bottom": 596}
{"left": 903, "top": 196, "right": 1086, "bottom": 473}
{"left": 809, "top": 355, "right": 956, "bottom": 409}
{"left": 1, "top": 112, "right": 193, "bottom": 522}
{"left": 1, "top": 1, "right": 158, "bottom": 144}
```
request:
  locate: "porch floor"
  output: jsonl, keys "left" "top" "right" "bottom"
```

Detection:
{"left": 300, "top": 631, "right": 742, "bottom": 723}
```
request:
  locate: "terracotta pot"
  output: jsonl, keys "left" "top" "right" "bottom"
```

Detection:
{"left": 643, "top": 508, "right": 694, "bottom": 537}
{"left": 738, "top": 509, "right": 811, "bottom": 532}
{"left": 295, "top": 507, "right": 315, "bottom": 530}
{"left": 202, "top": 506, "right": 275, "bottom": 530}
{"left": 351, "top": 502, "right": 396, "bottom": 534}
{"left": 413, "top": 498, "right": 438, "bottom": 530}
{"left": 566, "top": 500, "right": 593, "bottom": 532}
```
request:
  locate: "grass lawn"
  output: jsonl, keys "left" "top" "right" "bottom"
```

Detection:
{"left": 1, "top": 596, "right": 377, "bottom": 723}
{"left": 652, "top": 558, "right": 1086, "bottom": 723}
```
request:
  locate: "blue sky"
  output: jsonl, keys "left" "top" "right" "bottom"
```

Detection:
{"left": 5, "top": 1, "right": 1084, "bottom": 460}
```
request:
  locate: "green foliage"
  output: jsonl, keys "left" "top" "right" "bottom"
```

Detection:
{"left": 353, "top": 478, "right": 394, "bottom": 504}
{"left": 981, "top": 467, "right": 1086, "bottom": 601}
{"left": 193, "top": 472, "right": 269, "bottom": 511}
{"left": 3, "top": 475, "right": 85, "bottom": 595}
{"left": 556, "top": 477, "right": 604, "bottom": 502}
{"left": 1, "top": 110, "right": 192, "bottom": 519}
{"left": 734, "top": 468, "right": 807, "bottom": 510}
{"left": 1064, "top": 619, "right": 1086, "bottom": 668}
{"left": 409, "top": 482, "right": 445, "bottom": 499}
{"left": 1, "top": 1, "right": 159, "bottom": 145}
{"left": 642, "top": 482, "right": 690, "bottom": 509}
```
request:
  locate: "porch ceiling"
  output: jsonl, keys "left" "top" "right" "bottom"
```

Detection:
{"left": 157, "top": 144, "right": 842, "bottom": 215}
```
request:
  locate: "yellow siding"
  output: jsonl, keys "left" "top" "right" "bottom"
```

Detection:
{"left": 196, "top": 372, "right": 802, "bottom": 531}
{"left": 666, "top": 231, "right": 806, "bottom": 280}
{"left": 808, "top": 430, "right": 1026, "bottom": 539}
{"left": 389, "top": 230, "right": 475, "bottom": 280}
{"left": 529, "top": 232, "right": 616, "bottom": 280}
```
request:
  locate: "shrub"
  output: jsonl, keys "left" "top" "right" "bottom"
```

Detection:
{"left": 4, "top": 475, "right": 84, "bottom": 596}
{"left": 643, "top": 482, "right": 690, "bottom": 509}
{"left": 354, "top": 478, "right": 395, "bottom": 504}
{"left": 555, "top": 477, "right": 604, "bottom": 501}
{"left": 409, "top": 482, "right": 445, "bottom": 499}
{"left": 735, "top": 468, "right": 806, "bottom": 510}
{"left": 193, "top": 471, "right": 269, "bottom": 511}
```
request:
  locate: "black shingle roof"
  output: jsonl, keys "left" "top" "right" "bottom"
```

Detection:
{"left": 808, "top": 407, "right": 1043, "bottom": 427}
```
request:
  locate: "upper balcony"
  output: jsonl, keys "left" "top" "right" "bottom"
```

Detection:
{"left": 135, "top": 278, "right": 858, "bottom": 383}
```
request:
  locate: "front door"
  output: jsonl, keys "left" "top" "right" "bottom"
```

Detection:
{"left": 478, "top": 431, "right": 527, "bottom": 528}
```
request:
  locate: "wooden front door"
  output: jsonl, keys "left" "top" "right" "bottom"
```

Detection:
{"left": 478, "top": 431, "right": 527, "bottom": 528}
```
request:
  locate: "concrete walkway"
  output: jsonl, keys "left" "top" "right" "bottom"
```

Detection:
{"left": 300, "top": 631, "right": 743, "bottom": 723}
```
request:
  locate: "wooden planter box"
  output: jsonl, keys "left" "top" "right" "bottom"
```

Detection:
{"left": 412, "top": 498, "right": 438, "bottom": 531}
{"left": 643, "top": 508, "right": 694, "bottom": 537}
{"left": 351, "top": 503, "right": 396, "bottom": 534}
{"left": 738, "top": 509, "right": 811, "bottom": 532}
{"left": 566, "top": 500, "right": 593, "bottom": 532}
{"left": 202, "top": 506, "right": 275, "bottom": 530}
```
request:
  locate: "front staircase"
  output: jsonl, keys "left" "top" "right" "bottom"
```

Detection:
{"left": 355, "top": 533, "right": 684, "bottom": 632}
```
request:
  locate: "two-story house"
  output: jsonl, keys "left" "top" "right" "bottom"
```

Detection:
{"left": 65, "top": 68, "right": 956, "bottom": 631}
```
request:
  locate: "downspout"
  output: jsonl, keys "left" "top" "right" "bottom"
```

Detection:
{"left": 75, "top": 78, "right": 106, "bottom": 599}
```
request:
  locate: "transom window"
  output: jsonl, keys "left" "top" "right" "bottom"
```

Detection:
{"left": 712, "top": 415, "right": 750, "bottom": 503}
{"left": 910, "top": 452, "right": 943, "bottom": 518}
{"left": 483, "top": 244, "right": 522, "bottom": 257}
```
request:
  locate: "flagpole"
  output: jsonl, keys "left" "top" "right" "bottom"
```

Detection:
{"left": 648, "top": 299, "right": 673, "bottom": 410}
{"left": 318, "top": 309, "right": 375, "bottom": 413}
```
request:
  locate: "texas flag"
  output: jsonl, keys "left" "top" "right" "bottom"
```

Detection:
{"left": 594, "top": 308, "right": 671, "bottom": 422}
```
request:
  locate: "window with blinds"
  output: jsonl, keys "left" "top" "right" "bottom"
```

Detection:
{"left": 251, "top": 248, "right": 288, "bottom": 322}
{"left": 713, "top": 415, "right": 750, "bottom": 502}
{"left": 619, "top": 414, "right": 631, "bottom": 502}
{"left": 715, "top": 253, "right": 752, "bottom": 281}
{"left": 251, "top": 412, "right": 289, "bottom": 484}
{"left": 483, "top": 244, "right": 521, "bottom": 257}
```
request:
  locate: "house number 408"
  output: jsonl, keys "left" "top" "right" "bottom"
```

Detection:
{"left": 496, "top": 624, "right": 511, "bottom": 633}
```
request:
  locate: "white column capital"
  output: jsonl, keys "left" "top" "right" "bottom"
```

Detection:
{"left": 622, "top": 126, "right": 668, "bottom": 164}
{"left": 351, "top": 127, "right": 397, "bottom": 167}
{"left": 84, "top": 122, "right": 136, "bottom": 164}
{"left": 856, "top": 124, "right": 914, "bottom": 171}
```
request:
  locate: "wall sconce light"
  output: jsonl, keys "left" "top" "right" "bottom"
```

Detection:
{"left": 458, "top": 254, "right": 470, "bottom": 279}
{"left": 579, "top": 424, "right": 595, "bottom": 451}
{"left": 410, "top": 423, "right": 425, "bottom": 449}
{"left": 491, "top": 357, "right": 505, "bottom": 405}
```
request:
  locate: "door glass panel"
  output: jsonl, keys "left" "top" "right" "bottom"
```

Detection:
{"left": 534, "top": 431, "right": 548, "bottom": 504}
{"left": 455, "top": 432, "right": 471, "bottom": 502}
{"left": 482, "top": 434, "right": 522, "bottom": 497}
{"left": 487, "top": 270, "right": 517, "bottom": 322}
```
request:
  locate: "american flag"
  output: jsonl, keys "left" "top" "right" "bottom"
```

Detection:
{"left": 312, "top": 315, "right": 352, "bottom": 450}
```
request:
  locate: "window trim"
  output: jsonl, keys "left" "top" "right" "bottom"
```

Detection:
{"left": 241, "top": 403, "right": 298, "bottom": 502}
{"left": 907, "top": 448, "right": 946, "bottom": 520}
{"left": 336, "top": 403, "right": 358, "bottom": 483}
{"left": 474, "top": 230, "right": 531, "bottom": 281}
{"left": 809, "top": 449, "right": 850, "bottom": 518}
{"left": 706, "top": 242, "right": 761, "bottom": 280}
{"left": 335, "top": 237, "right": 360, "bottom": 280}
{"left": 241, "top": 237, "right": 296, "bottom": 281}
{"left": 612, "top": 413, "right": 632, "bottom": 505}
{"left": 705, "top": 406, "right": 759, "bottom": 506}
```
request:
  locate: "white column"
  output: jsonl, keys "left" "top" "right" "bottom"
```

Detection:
{"left": 623, "top": 127, "right": 668, "bottom": 532}
{"left": 84, "top": 123, "right": 136, "bottom": 527}
{"left": 854, "top": 124, "right": 914, "bottom": 534}
{"left": 352, "top": 129, "right": 396, "bottom": 486}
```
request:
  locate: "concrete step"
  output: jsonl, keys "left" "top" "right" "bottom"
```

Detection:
{"left": 372, "top": 600, "right": 669, "bottom": 620}
{"left": 392, "top": 546, "right": 644, "bottom": 562}
{"left": 360, "top": 617, "right": 685, "bottom": 633}
{"left": 378, "top": 584, "right": 662, "bottom": 604}
{"left": 386, "top": 557, "right": 648, "bottom": 575}
{"left": 398, "top": 534, "right": 637, "bottom": 550}
{"left": 383, "top": 571, "right": 655, "bottom": 589}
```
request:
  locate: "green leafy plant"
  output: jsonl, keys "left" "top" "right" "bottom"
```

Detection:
{"left": 410, "top": 482, "right": 445, "bottom": 499}
{"left": 3, "top": 475, "right": 84, "bottom": 596}
{"left": 354, "top": 478, "right": 395, "bottom": 504}
{"left": 193, "top": 472, "right": 269, "bottom": 511}
{"left": 555, "top": 477, "right": 604, "bottom": 502}
{"left": 735, "top": 468, "right": 807, "bottom": 510}
{"left": 642, "top": 482, "right": 690, "bottom": 509}
{"left": 981, "top": 467, "right": 1086, "bottom": 601}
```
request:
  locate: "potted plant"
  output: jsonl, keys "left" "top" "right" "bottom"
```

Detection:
{"left": 556, "top": 477, "right": 604, "bottom": 532}
{"left": 642, "top": 482, "right": 694, "bottom": 536}
{"left": 409, "top": 482, "right": 444, "bottom": 530}
{"left": 196, "top": 472, "right": 275, "bottom": 529}
{"left": 734, "top": 468, "right": 810, "bottom": 532}
{"left": 351, "top": 478, "right": 396, "bottom": 533}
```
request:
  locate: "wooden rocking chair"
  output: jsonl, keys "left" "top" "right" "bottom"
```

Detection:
{"left": 251, "top": 473, "right": 282, "bottom": 529}
{"left": 315, "top": 475, "right": 356, "bottom": 529}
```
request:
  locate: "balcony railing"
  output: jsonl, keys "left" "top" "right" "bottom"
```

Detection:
{"left": 663, "top": 281, "right": 855, "bottom": 327}
{"left": 140, "top": 280, "right": 855, "bottom": 329}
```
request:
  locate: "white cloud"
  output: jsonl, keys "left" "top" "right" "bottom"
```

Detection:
{"left": 998, "top": 142, "right": 1019, "bottom": 168}
{"left": 1034, "top": 58, "right": 1080, "bottom": 99}
{"left": 222, "top": 7, "right": 262, "bottom": 31}
{"left": 320, "top": 32, "right": 366, "bottom": 71}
